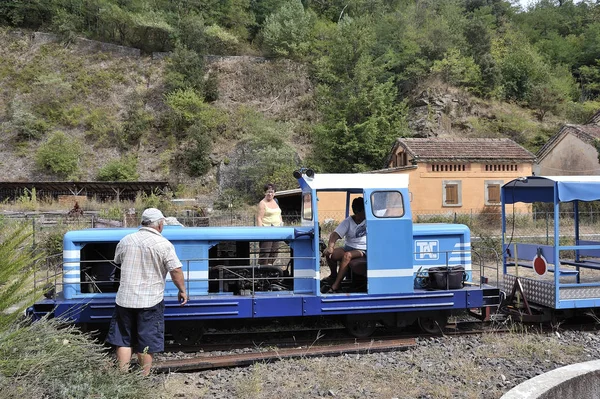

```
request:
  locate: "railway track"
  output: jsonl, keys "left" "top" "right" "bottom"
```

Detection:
{"left": 154, "top": 337, "right": 417, "bottom": 372}
{"left": 153, "top": 319, "right": 511, "bottom": 373}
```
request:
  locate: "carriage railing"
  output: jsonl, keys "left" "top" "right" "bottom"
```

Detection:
{"left": 32, "top": 253, "right": 63, "bottom": 300}
{"left": 33, "top": 247, "right": 502, "bottom": 300}
{"left": 34, "top": 249, "right": 318, "bottom": 298}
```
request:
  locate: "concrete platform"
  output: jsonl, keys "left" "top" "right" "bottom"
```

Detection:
{"left": 501, "top": 359, "right": 600, "bottom": 399}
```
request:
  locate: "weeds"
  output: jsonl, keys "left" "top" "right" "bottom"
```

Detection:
{"left": 0, "top": 220, "right": 157, "bottom": 399}
{"left": 0, "top": 319, "right": 158, "bottom": 399}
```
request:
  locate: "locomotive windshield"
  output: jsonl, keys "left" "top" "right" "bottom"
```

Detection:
{"left": 371, "top": 191, "right": 404, "bottom": 218}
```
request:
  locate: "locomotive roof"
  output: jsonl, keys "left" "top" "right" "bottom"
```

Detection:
{"left": 298, "top": 173, "right": 409, "bottom": 191}
{"left": 503, "top": 175, "right": 600, "bottom": 204}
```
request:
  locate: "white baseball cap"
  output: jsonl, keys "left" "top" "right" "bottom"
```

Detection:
{"left": 141, "top": 208, "right": 165, "bottom": 223}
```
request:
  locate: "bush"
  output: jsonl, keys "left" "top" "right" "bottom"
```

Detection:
{"left": 120, "top": 101, "right": 154, "bottom": 149}
{"left": 164, "top": 88, "right": 206, "bottom": 133}
{"left": 7, "top": 99, "right": 49, "bottom": 141}
{"left": 183, "top": 123, "right": 213, "bottom": 177}
{"left": 35, "top": 131, "right": 82, "bottom": 178}
{"left": 165, "top": 46, "right": 205, "bottom": 93}
{"left": 97, "top": 156, "right": 139, "bottom": 181}
{"left": 204, "top": 24, "right": 240, "bottom": 55}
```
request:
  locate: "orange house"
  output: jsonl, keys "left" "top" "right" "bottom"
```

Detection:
{"left": 277, "top": 138, "right": 535, "bottom": 223}
{"left": 377, "top": 138, "right": 536, "bottom": 217}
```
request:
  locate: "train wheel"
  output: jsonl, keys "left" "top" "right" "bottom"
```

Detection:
{"left": 344, "top": 316, "right": 377, "bottom": 338}
{"left": 417, "top": 316, "right": 447, "bottom": 334}
{"left": 169, "top": 322, "right": 205, "bottom": 345}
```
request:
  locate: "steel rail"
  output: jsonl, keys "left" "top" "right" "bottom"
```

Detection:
{"left": 153, "top": 337, "right": 416, "bottom": 373}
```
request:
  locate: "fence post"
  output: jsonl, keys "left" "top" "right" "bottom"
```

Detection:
{"left": 546, "top": 211, "right": 549, "bottom": 245}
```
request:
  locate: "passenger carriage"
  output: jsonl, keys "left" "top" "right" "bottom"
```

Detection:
{"left": 502, "top": 176, "right": 600, "bottom": 321}
{"left": 27, "top": 171, "right": 500, "bottom": 341}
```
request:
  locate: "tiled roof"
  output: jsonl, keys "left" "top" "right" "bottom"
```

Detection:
{"left": 396, "top": 138, "right": 536, "bottom": 162}
{"left": 537, "top": 124, "right": 600, "bottom": 160}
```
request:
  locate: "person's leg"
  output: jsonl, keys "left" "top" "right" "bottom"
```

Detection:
{"left": 331, "top": 250, "right": 364, "bottom": 291}
{"left": 136, "top": 352, "right": 154, "bottom": 376}
{"left": 268, "top": 241, "right": 280, "bottom": 265}
{"left": 105, "top": 305, "right": 134, "bottom": 372}
{"left": 116, "top": 347, "right": 133, "bottom": 372}
{"left": 259, "top": 241, "right": 271, "bottom": 265}
{"left": 325, "top": 247, "right": 346, "bottom": 281}
{"left": 136, "top": 301, "right": 165, "bottom": 376}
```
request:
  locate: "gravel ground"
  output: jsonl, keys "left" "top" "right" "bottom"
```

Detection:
{"left": 154, "top": 326, "right": 600, "bottom": 399}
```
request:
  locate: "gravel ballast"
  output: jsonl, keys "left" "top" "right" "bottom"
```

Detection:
{"left": 155, "top": 328, "right": 600, "bottom": 399}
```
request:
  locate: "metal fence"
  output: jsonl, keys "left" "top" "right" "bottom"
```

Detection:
{"left": 6, "top": 207, "right": 600, "bottom": 255}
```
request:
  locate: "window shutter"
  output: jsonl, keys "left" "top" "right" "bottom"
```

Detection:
{"left": 488, "top": 184, "right": 500, "bottom": 203}
{"left": 445, "top": 184, "right": 458, "bottom": 205}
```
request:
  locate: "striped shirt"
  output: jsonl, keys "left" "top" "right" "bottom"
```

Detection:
{"left": 114, "top": 227, "right": 182, "bottom": 308}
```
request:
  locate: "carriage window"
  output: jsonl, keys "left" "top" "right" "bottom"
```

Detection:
{"left": 302, "top": 192, "right": 313, "bottom": 220}
{"left": 371, "top": 191, "right": 404, "bottom": 218}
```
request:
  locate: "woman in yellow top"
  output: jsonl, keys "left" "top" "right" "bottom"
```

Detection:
{"left": 257, "top": 183, "right": 283, "bottom": 266}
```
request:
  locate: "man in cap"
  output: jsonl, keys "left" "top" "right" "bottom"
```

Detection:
{"left": 105, "top": 208, "right": 188, "bottom": 375}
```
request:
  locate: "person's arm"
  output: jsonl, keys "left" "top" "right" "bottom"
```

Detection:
{"left": 278, "top": 206, "right": 283, "bottom": 226}
{"left": 113, "top": 241, "right": 123, "bottom": 265}
{"left": 324, "top": 231, "right": 342, "bottom": 257}
{"left": 169, "top": 268, "right": 188, "bottom": 306}
{"left": 257, "top": 201, "right": 265, "bottom": 226}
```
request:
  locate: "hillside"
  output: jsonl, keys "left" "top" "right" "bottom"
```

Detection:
{"left": 0, "top": 29, "right": 314, "bottom": 194}
{"left": 0, "top": 28, "right": 583, "bottom": 202}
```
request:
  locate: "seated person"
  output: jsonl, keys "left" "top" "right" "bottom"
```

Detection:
{"left": 322, "top": 197, "right": 366, "bottom": 293}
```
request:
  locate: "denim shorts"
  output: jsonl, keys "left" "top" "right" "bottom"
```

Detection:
{"left": 105, "top": 300, "right": 165, "bottom": 353}
{"left": 343, "top": 245, "right": 366, "bottom": 256}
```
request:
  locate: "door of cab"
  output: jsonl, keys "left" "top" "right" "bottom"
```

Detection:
{"left": 364, "top": 188, "right": 413, "bottom": 294}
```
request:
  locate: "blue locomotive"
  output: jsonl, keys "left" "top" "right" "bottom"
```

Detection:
{"left": 27, "top": 171, "right": 500, "bottom": 342}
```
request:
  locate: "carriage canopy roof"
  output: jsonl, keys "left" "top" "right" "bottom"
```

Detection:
{"left": 502, "top": 176, "right": 600, "bottom": 204}
{"left": 299, "top": 173, "right": 409, "bottom": 191}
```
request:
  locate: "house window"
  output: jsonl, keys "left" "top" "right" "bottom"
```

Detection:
{"left": 485, "top": 164, "right": 517, "bottom": 172}
{"left": 485, "top": 180, "right": 503, "bottom": 205}
{"left": 431, "top": 164, "right": 467, "bottom": 172}
{"left": 443, "top": 180, "right": 462, "bottom": 207}
{"left": 395, "top": 151, "right": 407, "bottom": 167}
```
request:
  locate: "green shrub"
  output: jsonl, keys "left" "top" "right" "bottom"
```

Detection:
{"left": 183, "top": 123, "right": 213, "bottom": 177}
{"left": 164, "top": 88, "right": 206, "bottom": 133}
{"left": 35, "top": 131, "right": 82, "bottom": 178}
{"left": 165, "top": 46, "right": 205, "bottom": 93}
{"left": 7, "top": 99, "right": 49, "bottom": 141}
{"left": 120, "top": 100, "right": 154, "bottom": 149}
{"left": 205, "top": 24, "right": 240, "bottom": 55}
{"left": 99, "top": 206, "right": 124, "bottom": 221}
{"left": 97, "top": 156, "right": 139, "bottom": 181}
